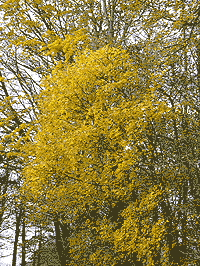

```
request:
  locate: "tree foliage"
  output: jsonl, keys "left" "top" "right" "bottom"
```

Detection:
{"left": 0, "top": 0, "right": 199, "bottom": 265}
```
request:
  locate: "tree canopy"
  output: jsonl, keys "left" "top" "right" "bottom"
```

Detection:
{"left": 0, "top": 0, "right": 199, "bottom": 265}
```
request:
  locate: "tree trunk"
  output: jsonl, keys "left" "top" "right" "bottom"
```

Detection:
{"left": 54, "top": 216, "right": 66, "bottom": 266}
{"left": 21, "top": 211, "right": 26, "bottom": 266}
{"left": 37, "top": 226, "right": 42, "bottom": 266}
{"left": 12, "top": 207, "right": 22, "bottom": 266}
{"left": 59, "top": 219, "right": 71, "bottom": 266}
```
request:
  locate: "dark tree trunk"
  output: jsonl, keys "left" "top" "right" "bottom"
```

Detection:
{"left": 37, "top": 226, "right": 42, "bottom": 266}
{"left": 59, "top": 219, "right": 71, "bottom": 265}
{"left": 54, "top": 216, "right": 66, "bottom": 266}
{"left": 21, "top": 212, "right": 26, "bottom": 266}
{"left": 12, "top": 207, "right": 22, "bottom": 266}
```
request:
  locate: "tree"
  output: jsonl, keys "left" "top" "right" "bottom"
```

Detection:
{"left": 19, "top": 44, "right": 170, "bottom": 265}
{"left": 0, "top": 0, "right": 199, "bottom": 265}
{"left": 12, "top": 202, "right": 23, "bottom": 266}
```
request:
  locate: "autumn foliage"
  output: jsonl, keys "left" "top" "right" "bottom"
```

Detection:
{"left": 0, "top": 0, "right": 199, "bottom": 265}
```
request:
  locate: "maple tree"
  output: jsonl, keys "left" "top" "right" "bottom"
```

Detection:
{"left": 0, "top": 0, "right": 199, "bottom": 265}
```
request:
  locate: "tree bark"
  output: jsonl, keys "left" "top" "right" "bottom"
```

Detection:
{"left": 21, "top": 211, "right": 26, "bottom": 266}
{"left": 37, "top": 226, "right": 42, "bottom": 266}
{"left": 59, "top": 218, "right": 71, "bottom": 266}
{"left": 54, "top": 216, "right": 66, "bottom": 266}
{"left": 12, "top": 207, "right": 22, "bottom": 266}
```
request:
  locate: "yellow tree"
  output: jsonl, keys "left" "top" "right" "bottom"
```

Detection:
{"left": 0, "top": 0, "right": 199, "bottom": 265}
{"left": 0, "top": 1, "right": 156, "bottom": 264}
{"left": 18, "top": 44, "right": 172, "bottom": 265}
